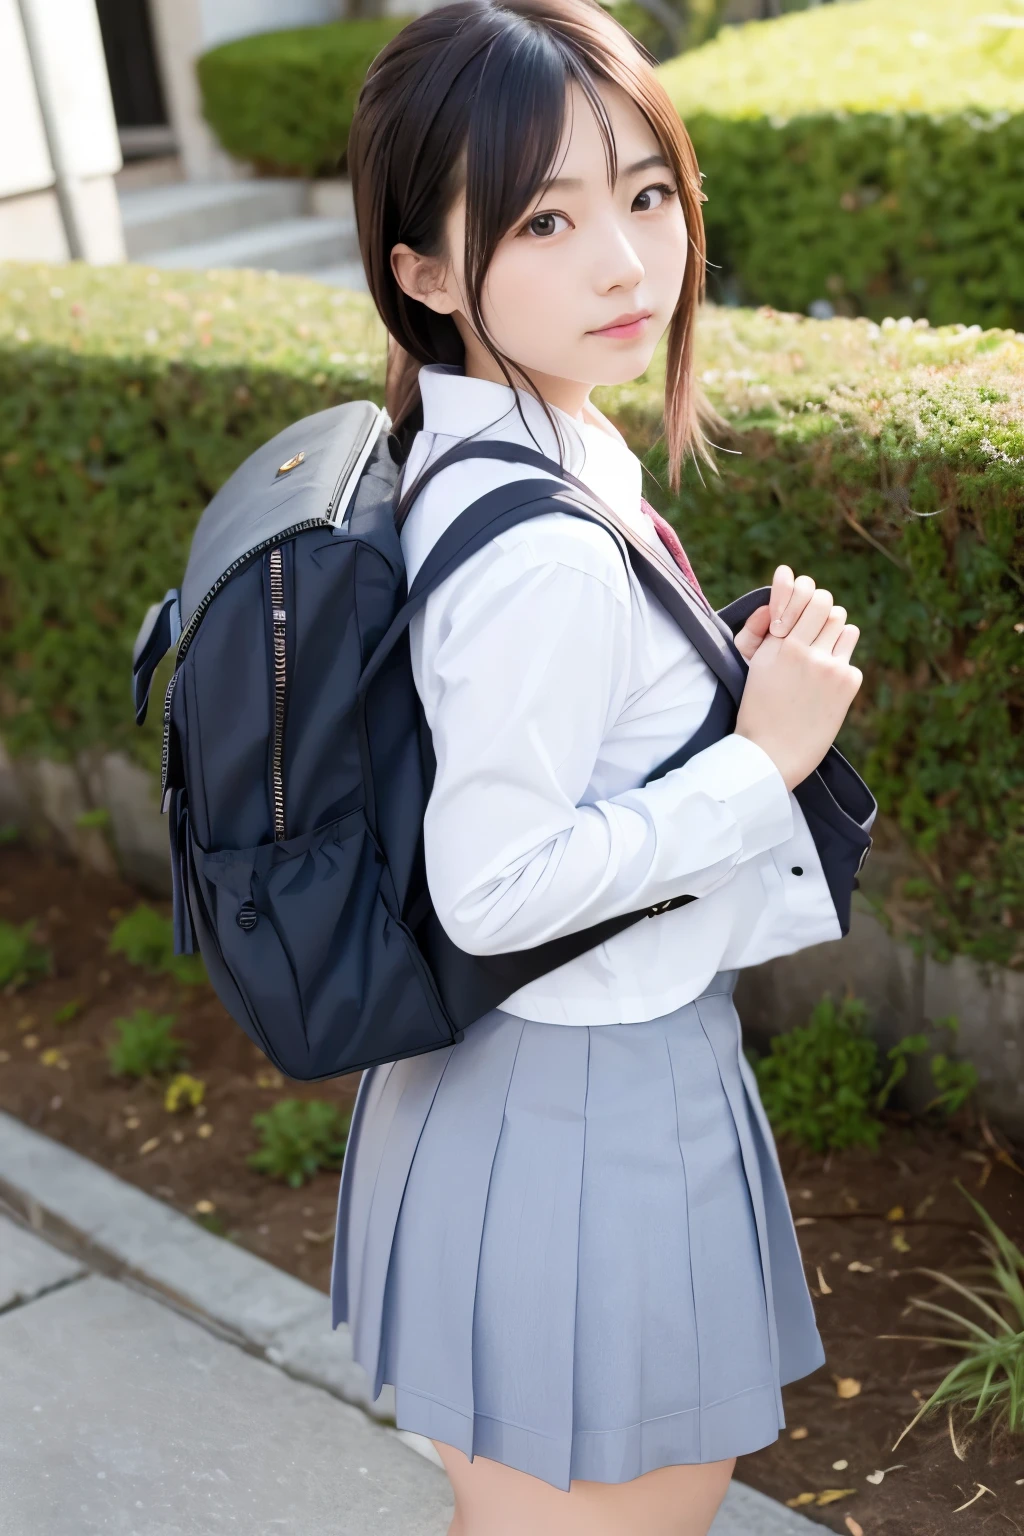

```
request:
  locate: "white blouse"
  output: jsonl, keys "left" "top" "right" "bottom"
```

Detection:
{"left": 399, "top": 362, "right": 841, "bottom": 1026}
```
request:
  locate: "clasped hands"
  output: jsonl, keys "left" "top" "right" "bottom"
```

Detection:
{"left": 731, "top": 566, "right": 863, "bottom": 792}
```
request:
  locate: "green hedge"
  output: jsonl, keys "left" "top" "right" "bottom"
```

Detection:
{"left": 659, "top": 0, "right": 1024, "bottom": 329}
{"left": 194, "top": 5, "right": 715, "bottom": 176}
{"left": 196, "top": 19, "right": 409, "bottom": 177}
{"left": 0, "top": 263, "right": 1020, "bottom": 968}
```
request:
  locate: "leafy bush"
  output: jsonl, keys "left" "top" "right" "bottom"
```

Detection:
{"left": 748, "top": 993, "right": 979, "bottom": 1152}
{"left": 196, "top": 5, "right": 727, "bottom": 175}
{"left": 750, "top": 994, "right": 888, "bottom": 1153}
{"left": 0, "top": 263, "right": 1020, "bottom": 966}
{"left": 659, "top": 0, "right": 1024, "bottom": 328}
{"left": 108, "top": 1009, "right": 186, "bottom": 1079}
{"left": 0, "top": 919, "right": 51, "bottom": 991}
{"left": 197, "top": 19, "right": 409, "bottom": 177}
{"left": 248, "top": 1099, "right": 352, "bottom": 1188}
{"left": 108, "top": 904, "right": 206, "bottom": 986}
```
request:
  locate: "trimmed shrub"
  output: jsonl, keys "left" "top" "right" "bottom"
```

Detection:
{"left": 659, "top": 0, "right": 1024, "bottom": 329}
{"left": 195, "top": 5, "right": 724, "bottom": 176}
{"left": 0, "top": 262, "right": 1020, "bottom": 967}
{"left": 196, "top": 20, "right": 410, "bottom": 177}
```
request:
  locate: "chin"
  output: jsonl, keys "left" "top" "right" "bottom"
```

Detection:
{"left": 595, "top": 350, "right": 659, "bottom": 387}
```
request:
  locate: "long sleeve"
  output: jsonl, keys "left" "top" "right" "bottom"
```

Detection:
{"left": 414, "top": 521, "right": 796, "bottom": 958}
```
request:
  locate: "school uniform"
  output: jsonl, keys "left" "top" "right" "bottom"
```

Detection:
{"left": 330, "top": 362, "right": 835, "bottom": 1492}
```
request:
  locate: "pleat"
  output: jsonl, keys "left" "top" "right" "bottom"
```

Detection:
{"left": 464, "top": 1020, "right": 592, "bottom": 1490}
{"left": 380, "top": 1011, "right": 531, "bottom": 1426}
{"left": 331, "top": 1059, "right": 393, "bottom": 1327}
{"left": 335, "top": 1044, "right": 455, "bottom": 1394}
{"left": 567, "top": 1020, "right": 704, "bottom": 1483}
{"left": 736, "top": 1035, "right": 827, "bottom": 1386}
{"left": 691, "top": 989, "right": 784, "bottom": 1424}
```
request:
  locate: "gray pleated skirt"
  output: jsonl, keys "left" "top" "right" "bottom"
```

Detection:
{"left": 330, "top": 971, "right": 826, "bottom": 1492}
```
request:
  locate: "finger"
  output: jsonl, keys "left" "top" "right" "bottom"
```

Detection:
{"left": 768, "top": 566, "right": 794, "bottom": 629}
{"left": 832, "top": 623, "right": 861, "bottom": 664}
{"left": 789, "top": 587, "right": 834, "bottom": 645}
{"left": 770, "top": 573, "right": 815, "bottom": 636}
{"left": 734, "top": 605, "right": 771, "bottom": 661}
{"left": 809, "top": 604, "right": 847, "bottom": 652}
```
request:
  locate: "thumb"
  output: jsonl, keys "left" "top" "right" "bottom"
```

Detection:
{"left": 734, "top": 604, "right": 771, "bottom": 661}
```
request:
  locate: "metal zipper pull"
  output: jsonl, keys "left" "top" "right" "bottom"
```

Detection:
{"left": 269, "top": 547, "right": 288, "bottom": 840}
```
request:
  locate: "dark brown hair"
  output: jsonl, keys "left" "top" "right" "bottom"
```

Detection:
{"left": 347, "top": 0, "right": 711, "bottom": 492}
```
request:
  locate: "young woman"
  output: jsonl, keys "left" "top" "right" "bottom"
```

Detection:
{"left": 332, "top": 2, "right": 864, "bottom": 1532}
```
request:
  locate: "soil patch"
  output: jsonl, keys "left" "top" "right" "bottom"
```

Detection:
{"left": 1, "top": 844, "right": 1021, "bottom": 1533}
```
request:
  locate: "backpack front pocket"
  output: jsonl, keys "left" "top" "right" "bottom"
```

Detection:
{"left": 191, "top": 809, "right": 453, "bottom": 1080}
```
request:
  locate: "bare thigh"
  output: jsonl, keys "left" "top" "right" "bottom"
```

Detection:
{"left": 433, "top": 1440, "right": 736, "bottom": 1536}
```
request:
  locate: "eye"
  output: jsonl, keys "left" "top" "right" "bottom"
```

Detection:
{"left": 633, "top": 182, "right": 678, "bottom": 212}
{"left": 521, "top": 210, "right": 572, "bottom": 239}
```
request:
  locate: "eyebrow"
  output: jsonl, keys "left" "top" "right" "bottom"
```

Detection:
{"left": 541, "top": 154, "right": 671, "bottom": 193}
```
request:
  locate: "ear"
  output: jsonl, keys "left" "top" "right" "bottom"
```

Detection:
{"left": 390, "top": 242, "right": 457, "bottom": 316}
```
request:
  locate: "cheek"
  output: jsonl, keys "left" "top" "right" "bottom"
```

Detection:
{"left": 648, "top": 212, "right": 690, "bottom": 293}
{"left": 481, "top": 245, "right": 567, "bottom": 343}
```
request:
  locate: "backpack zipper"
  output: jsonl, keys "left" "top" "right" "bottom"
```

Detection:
{"left": 269, "top": 546, "right": 288, "bottom": 840}
{"left": 159, "top": 668, "right": 180, "bottom": 798}
{"left": 158, "top": 408, "right": 388, "bottom": 798}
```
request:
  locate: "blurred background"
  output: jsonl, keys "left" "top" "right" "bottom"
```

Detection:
{"left": 7, "top": 0, "right": 1022, "bottom": 322}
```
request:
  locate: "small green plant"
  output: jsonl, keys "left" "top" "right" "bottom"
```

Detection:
{"left": 74, "top": 807, "right": 110, "bottom": 830}
{"left": 52, "top": 998, "right": 83, "bottom": 1025}
{"left": 164, "top": 1073, "right": 206, "bottom": 1113}
{"left": 750, "top": 994, "right": 981, "bottom": 1152}
{"left": 921, "top": 1016, "right": 980, "bottom": 1116}
{"left": 249, "top": 1099, "right": 352, "bottom": 1188}
{"left": 107, "top": 1009, "right": 186, "bottom": 1080}
{"left": 193, "top": 1210, "right": 228, "bottom": 1237}
{"left": 882, "top": 1180, "right": 1024, "bottom": 1440}
{"left": 751, "top": 993, "right": 885, "bottom": 1153}
{"left": 108, "top": 903, "right": 206, "bottom": 986}
{"left": 0, "top": 919, "right": 52, "bottom": 991}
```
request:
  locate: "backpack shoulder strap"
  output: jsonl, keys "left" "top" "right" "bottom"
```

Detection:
{"left": 356, "top": 475, "right": 626, "bottom": 700}
{"left": 390, "top": 436, "right": 749, "bottom": 705}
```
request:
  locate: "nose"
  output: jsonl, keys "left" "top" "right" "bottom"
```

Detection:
{"left": 595, "top": 213, "right": 646, "bottom": 293}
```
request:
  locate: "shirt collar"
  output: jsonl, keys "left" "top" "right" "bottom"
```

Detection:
{"left": 417, "top": 362, "right": 644, "bottom": 521}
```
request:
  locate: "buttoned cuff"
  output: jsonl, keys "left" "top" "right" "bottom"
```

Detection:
{"left": 683, "top": 733, "right": 794, "bottom": 860}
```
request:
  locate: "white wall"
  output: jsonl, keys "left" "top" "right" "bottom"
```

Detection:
{"left": 20, "top": 0, "right": 122, "bottom": 183}
{"left": 0, "top": 0, "right": 55, "bottom": 199}
{"left": 0, "top": 0, "right": 124, "bottom": 262}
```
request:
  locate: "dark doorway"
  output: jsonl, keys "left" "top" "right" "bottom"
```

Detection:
{"left": 95, "top": 0, "right": 174, "bottom": 159}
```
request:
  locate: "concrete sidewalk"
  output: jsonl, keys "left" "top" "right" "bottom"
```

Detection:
{"left": 0, "top": 1113, "right": 819, "bottom": 1535}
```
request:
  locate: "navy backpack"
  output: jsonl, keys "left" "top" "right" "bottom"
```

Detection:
{"left": 132, "top": 400, "right": 875, "bottom": 1082}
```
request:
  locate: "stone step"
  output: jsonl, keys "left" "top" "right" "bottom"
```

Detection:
{"left": 119, "top": 178, "right": 308, "bottom": 258}
{"left": 144, "top": 216, "right": 359, "bottom": 276}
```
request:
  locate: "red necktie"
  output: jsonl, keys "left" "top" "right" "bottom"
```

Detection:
{"left": 639, "top": 496, "right": 708, "bottom": 607}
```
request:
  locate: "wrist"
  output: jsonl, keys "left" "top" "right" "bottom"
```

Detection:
{"left": 733, "top": 727, "right": 798, "bottom": 792}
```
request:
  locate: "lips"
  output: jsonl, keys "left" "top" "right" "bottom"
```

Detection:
{"left": 588, "top": 310, "right": 653, "bottom": 337}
